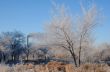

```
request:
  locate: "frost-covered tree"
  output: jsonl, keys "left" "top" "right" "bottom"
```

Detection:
{"left": 45, "top": 3, "right": 100, "bottom": 67}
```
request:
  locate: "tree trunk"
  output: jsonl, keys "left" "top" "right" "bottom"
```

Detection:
{"left": 70, "top": 50, "right": 77, "bottom": 67}
{"left": 11, "top": 54, "right": 14, "bottom": 60}
{"left": 33, "top": 54, "right": 34, "bottom": 60}
{"left": 79, "top": 45, "right": 81, "bottom": 66}
{"left": 26, "top": 54, "right": 29, "bottom": 60}
{"left": 78, "top": 36, "right": 82, "bottom": 67}
{"left": 72, "top": 53, "right": 77, "bottom": 67}
{"left": 3, "top": 53, "right": 6, "bottom": 62}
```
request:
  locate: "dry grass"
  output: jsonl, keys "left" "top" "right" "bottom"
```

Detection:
{"left": 0, "top": 62, "right": 110, "bottom": 72}
{"left": 76, "top": 63, "right": 110, "bottom": 72}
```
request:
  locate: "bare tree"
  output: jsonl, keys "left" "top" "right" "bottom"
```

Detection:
{"left": 77, "top": 4, "right": 99, "bottom": 66}
{"left": 45, "top": 5, "right": 78, "bottom": 67}
{"left": 0, "top": 31, "right": 25, "bottom": 61}
{"left": 44, "top": 3, "right": 100, "bottom": 67}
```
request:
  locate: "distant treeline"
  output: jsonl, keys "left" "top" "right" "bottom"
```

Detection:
{"left": 0, "top": 31, "right": 53, "bottom": 64}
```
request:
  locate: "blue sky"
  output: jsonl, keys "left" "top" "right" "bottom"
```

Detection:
{"left": 0, "top": 0, "right": 110, "bottom": 44}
